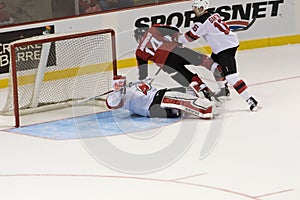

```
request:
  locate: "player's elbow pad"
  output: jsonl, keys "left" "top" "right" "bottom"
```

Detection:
{"left": 177, "top": 35, "right": 189, "bottom": 44}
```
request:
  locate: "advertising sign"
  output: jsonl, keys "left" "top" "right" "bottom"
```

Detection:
{"left": 0, "top": 25, "right": 55, "bottom": 74}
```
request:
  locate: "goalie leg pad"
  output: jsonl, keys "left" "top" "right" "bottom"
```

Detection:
{"left": 161, "top": 91, "right": 214, "bottom": 119}
{"left": 149, "top": 89, "right": 181, "bottom": 118}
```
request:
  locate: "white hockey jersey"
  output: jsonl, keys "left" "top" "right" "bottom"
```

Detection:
{"left": 106, "top": 81, "right": 158, "bottom": 117}
{"left": 178, "top": 12, "right": 239, "bottom": 54}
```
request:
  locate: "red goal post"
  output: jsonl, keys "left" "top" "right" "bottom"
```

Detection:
{"left": 2, "top": 28, "right": 117, "bottom": 127}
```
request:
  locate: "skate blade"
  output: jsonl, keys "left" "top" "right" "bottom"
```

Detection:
{"left": 251, "top": 105, "right": 262, "bottom": 112}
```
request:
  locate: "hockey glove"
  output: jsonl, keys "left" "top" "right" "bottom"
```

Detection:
{"left": 112, "top": 75, "right": 126, "bottom": 94}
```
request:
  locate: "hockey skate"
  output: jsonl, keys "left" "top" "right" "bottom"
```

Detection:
{"left": 200, "top": 87, "right": 213, "bottom": 101}
{"left": 188, "top": 81, "right": 212, "bottom": 100}
{"left": 188, "top": 81, "right": 223, "bottom": 108}
{"left": 213, "top": 83, "right": 231, "bottom": 101}
{"left": 246, "top": 96, "right": 261, "bottom": 112}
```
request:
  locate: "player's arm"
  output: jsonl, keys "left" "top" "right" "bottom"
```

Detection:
{"left": 136, "top": 56, "right": 148, "bottom": 80}
{"left": 155, "top": 24, "right": 179, "bottom": 35}
{"left": 106, "top": 76, "right": 126, "bottom": 109}
{"left": 153, "top": 24, "right": 182, "bottom": 41}
{"left": 106, "top": 91, "right": 124, "bottom": 109}
{"left": 177, "top": 23, "right": 201, "bottom": 44}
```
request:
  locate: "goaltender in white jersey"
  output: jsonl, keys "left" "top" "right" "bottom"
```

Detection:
{"left": 106, "top": 76, "right": 216, "bottom": 119}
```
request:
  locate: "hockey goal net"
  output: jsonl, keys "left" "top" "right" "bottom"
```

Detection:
{"left": 1, "top": 29, "right": 117, "bottom": 127}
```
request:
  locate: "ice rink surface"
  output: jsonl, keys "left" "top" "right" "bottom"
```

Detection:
{"left": 0, "top": 44, "right": 299, "bottom": 200}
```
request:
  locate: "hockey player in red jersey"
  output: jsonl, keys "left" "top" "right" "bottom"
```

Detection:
{"left": 106, "top": 75, "right": 215, "bottom": 119}
{"left": 176, "top": 0, "right": 260, "bottom": 111}
{"left": 134, "top": 24, "right": 223, "bottom": 101}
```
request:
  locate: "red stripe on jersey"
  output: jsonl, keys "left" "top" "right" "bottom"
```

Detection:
{"left": 135, "top": 27, "right": 178, "bottom": 67}
{"left": 233, "top": 80, "right": 248, "bottom": 94}
{"left": 185, "top": 31, "right": 199, "bottom": 42}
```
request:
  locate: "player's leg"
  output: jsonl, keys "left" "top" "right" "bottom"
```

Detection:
{"left": 164, "top": 51, "right": 213, "bottom": 100}
{"left": 171, "top": 46, "right": 220, "bottom": 72}
{"left": 105, "top": 75, "right": 126, "bottom": 109}
{"left": 148, "top": 89, "right": 181, "bottom": 118}
{"left": 170, "top": 46, "right": 203, "bottom": 66}
{"left": 160, "top": 90, "right": 215, "bottom": 119}
{"left": 211, "top": 53, "right": 230, "bottom": 99}
{"left": 215, "top": 47, "right": 260, "bottom": 111}
{"left": 171, "top": 47, "right": 227, "bottom": 100}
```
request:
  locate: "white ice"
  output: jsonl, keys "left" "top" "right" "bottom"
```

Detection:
{"left": 0, "top": 44, "right": 299, "bottom": 200}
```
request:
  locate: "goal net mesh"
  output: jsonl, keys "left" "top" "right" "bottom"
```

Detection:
{"left": 2, "top": 29, "right": 116, "bottom": 116}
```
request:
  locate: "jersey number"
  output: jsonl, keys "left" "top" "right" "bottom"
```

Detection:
{"left": 214, "top": 19, "right": 230, "bottom": 35}
{"left": 145, "top": 37, "right": 163, "bottom": 56}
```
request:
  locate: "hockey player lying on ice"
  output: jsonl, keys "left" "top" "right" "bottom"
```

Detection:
{"left": 106, "top": 75, "right": 216, "bottom": 119}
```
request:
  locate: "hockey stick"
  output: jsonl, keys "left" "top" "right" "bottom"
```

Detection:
{"left": 231, "top": 16, "right": 257, "bottom": 32}
{"left": 154, "top": 67, "right": 162, "bottom": 76}
{"left": 77, "top": 68, "right": 163, "bottom": 104}
{"left": 74, "top": 89, "right": 113, "bottom": 105}
{"left": 149, "top": 67, "right": 162, "bottom": 84}
{"left": 76, "top": 77, "right": 156, "bottom": 105}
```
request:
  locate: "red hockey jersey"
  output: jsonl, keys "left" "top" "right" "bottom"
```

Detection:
{"left": 135, "top": 24, "right": 179, "bottom": 68}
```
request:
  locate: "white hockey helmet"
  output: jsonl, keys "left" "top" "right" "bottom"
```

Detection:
{"left": 192, "top": 0, "right": 209, "bottom": 10}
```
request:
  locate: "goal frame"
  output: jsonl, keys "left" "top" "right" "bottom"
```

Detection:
{"left": 9, "top": 28, "right": 117, "bottom": 128}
